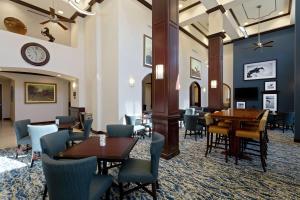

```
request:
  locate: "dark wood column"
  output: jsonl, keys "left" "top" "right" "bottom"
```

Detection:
{"left": 208, "top": 32, "right": 225, "bottom": 110}
{"left": 152, "top": 0, "right": 180, "bottom": 159}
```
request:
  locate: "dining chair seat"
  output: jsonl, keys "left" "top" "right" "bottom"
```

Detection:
{"left": 208, "top": 125, "right": 229, "bottom": 135}
{"left": 217, "top": 121, "right": 231, "bottom": 128}
{"left": 236, "top": 129, "right": 260, "bottom": 140}
{"left": 118, "top": 158, "right": 154, "bottom": 183}
{"left": 89, "top": 175, "right": 113, "bottom": 200}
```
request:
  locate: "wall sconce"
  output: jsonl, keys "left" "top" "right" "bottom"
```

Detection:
{"left": 202, "top": 87, "right": 206, "bottom": 92}
{"left": 72, "top": 82, "right": 77, "bottom": 89}
{"left": 129, "top": 77, "right": 135, "bottom": 87}
{"left": 211, "top": 80, "right": 217, "bottom": 88}
{"left": 176, "top": 75, "right": 180, "bottom": 90}
{"left": 155, "top": 64, "right": 164, "bottom": 79}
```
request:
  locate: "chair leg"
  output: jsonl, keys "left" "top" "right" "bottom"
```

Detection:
{"left": 209, "top": 133, "right": 213, "bottom": 153}
{"left": 30, "top": 152, "right": 35, "bottom": 168}
{"left": 184, "top": 130, "right": 187, "bottom": 139}
{"left": 194, "top": 131, "right": 197, "bottom": 141}
{"left": 106, "top": 187, "right": 110, "bottom": 200}
{"left": 260, "top": 134, "right": 267, "bottom": 172}
{"left": 16, "top": 144, "right": 21, "bottom": 159}
{"left": 119, "top": 182, "right": 124, "bottom": 200}
{"left": 156, "top": 180, "right": 159, "bottom": 189}
{"left": 152, "top": 182, "right": 157, "bottom": 200}
{"left": 205, "top": 132, "right": 210, "bottom": 157}
{"left": 225, "top": 136, "right": 228, "bottom": 163}
{"left": 235, "top": 138, "right": 240, "bottom": 165}
{"left": 43, "top": 184, "right": 47, "bottom": 200}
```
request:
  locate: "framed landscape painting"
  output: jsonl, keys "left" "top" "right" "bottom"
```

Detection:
{"left": 190, "top": 57, "right": 201, "bottom": 80}
{"left": 263, "top": 93, "right": 277, "bottom": 112}
{"left": 244, "top": 60, "right": 276, "bottom": 81}
{"left": 25, "top": 82, "right": 57, "bottom": 104}
{"left": 143, "top": 35, "right": 152, "bottom": 67}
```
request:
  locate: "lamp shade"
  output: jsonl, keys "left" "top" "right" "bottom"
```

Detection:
{"left": 155, "top": 64, "right": 164, "bottom": 79}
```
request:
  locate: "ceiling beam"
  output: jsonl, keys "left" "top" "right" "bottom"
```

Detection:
{"left": 179, "top": 1, "right": 201, "bottom": 13}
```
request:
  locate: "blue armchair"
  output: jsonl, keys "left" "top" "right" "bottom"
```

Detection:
{"left": 184, "top": 115, "right": 203, "bottom": 141}
{"left": 118, "top": 132, "right": 165, "bottom": 199}
{"left": 42, "top": 154, "right": 112, "bottom": 200}
{"left": 125, "top": 115, "right": 146, "bottom": 138}
{"left": 106, "top": 124, "right": 134, "bottom": 137}
{"left": 14, "top": 119, "right": 31, "bottom": 158}
{"left": 55, "top": 116, "right": 76, "bottom": 124}
{"left": 69, "top": 119, "right": 93, "bottom": 143}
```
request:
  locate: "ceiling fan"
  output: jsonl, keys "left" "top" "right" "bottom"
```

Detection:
{"left": 250, "top": 5, "right": 274, "bottom": 50}
{"left": 40, "top": 7, "right": 75, "bottom": 30}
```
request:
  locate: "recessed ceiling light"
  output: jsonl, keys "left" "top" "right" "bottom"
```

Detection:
{"left": 58, "top": 10, "right": 64, "bottom": 15}
{"left": 278, "top": 11, "right": 284, "bottom": 15}
{"left": 244, "top": 22, "right": 248, "bottom": 25}
{"left": 57, "top": 74, "right": 61, "bottom": 77}
{"left": 179, "top": 4, "right": 183, "bottom": 9}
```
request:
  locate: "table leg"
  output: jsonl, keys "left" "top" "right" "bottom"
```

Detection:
{"left": 102, "top": 161, "right": 108, "bottom": 175}
{"left": 229, "top": 120, "right": 240, "bottom": 157}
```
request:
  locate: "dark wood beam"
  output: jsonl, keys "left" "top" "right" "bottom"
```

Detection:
{"left": 229, "top": 8, "right": 240, "bottom": 27}
{"left": 191, "top": 23, "right": 207, "bottom": 37}
{"left": 179, "top": 1, "right": 201, "bottom": 13}
{"left": 1, "top": 71, "right": 54, "bottom": 77}
{"left": 137, "top": 0, "right": 152, "bottom": 10}
{"left": 206, "top": 5, "right": 226, "bottom": 14}
{"left": 179, "top": 27, "right": 208, "bottom": 49}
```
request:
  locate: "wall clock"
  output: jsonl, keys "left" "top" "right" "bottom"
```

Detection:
{"left": 21, "top": 43, "right": 50, "bottom": 66}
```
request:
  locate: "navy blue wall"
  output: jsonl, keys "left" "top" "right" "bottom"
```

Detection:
{"left": 233, "top": 27, "right": 295, "bottom": 112}
{"left": 295, "top": 0, "right": 300, "bottom": 141}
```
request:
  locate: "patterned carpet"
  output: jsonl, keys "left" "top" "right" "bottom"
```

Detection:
{"left": 0, "top": 129, "right": 300, "bottom": 199}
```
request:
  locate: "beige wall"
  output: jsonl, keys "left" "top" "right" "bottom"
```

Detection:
{"left": 0, "top": 72, "right": 69, "bottom": 123}
{"left": 223, "top": 44, "right": 234, "bottom": 108}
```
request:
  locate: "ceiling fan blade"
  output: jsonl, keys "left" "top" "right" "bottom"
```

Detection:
{"left": 264, "top": 45, "right": 273, "bottom": 47}
{"left": 40, "top": 20, "right": 51, "bottom": 25}
{"left": 50, "top": 7, "right": 55, "bottom": 18}
{"left": 252, "top": 43, "right": 259, "bottom": 47}
{"left": 263, "top": 41, "right": 274, "bottom": 45}
{"left": 57, "top": 22, "right": 68, "bottom": 30}
{"left": 58, "top": 18, "right": 75, "bottom": 23}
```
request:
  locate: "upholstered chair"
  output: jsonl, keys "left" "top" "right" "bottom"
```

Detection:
{"left": 27, "top": 124, "right": 58, "bottom": 167}
{"left": 118, "top": 132, "right": 165, "bottom": 200}
{"left": 106, "top": 124, "right": 134, "bottom": 137}
{"left": 125, "top": 115, "right": 145, "bottom": 137}
{"left": 14, "top": 119, "right": 31, "bottom": 158}
{"left": 55, "top": 116, "right": 76, "bottom": 124}
{"left": 184, "top": 115, "right": 203, "bottom": 141}
{"left": 204, "top": 113, "right": 230, "bottom": 162}
{"left": 42, "top": 154, "right": 112, "bottom": 200}
{"left": 69, "top": 119, "right": 93, "bottom": 143}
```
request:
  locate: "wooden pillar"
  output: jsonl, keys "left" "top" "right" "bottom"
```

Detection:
{"left": 208, "top": 32, "right": 225, "bottom": 109}
{"left": 152, "top": 0, "right": 180, "bottom": 159}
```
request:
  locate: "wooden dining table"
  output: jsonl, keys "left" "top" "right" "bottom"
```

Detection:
{"left": 55, "top": 136, "right": 138, "bottom": 174}
{"left": 211, "top": 108, "right": 264, "bottom": 156}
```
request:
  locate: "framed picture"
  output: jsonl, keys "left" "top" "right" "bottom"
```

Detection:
{"left": 25, "top": 82, "right": 57, "bottom": 104}
{"left": 236, "top": 101, "right": 246, "bottom": 109}
{"left": 263, "top": 93, "right": 277, "bottom": 112}
{"left": 143, "top": 35, "right": 152, "bottom": 67}
{"left": 244, "top": 60, "right": 276, "bottom": 80}
{"left": 265, "top": 81, "right": 276, "bottom": 91}
{"left": 190, "top": 57, "right": 201, "bottom": 80}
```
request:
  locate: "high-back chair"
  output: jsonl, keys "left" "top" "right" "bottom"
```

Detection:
{"left": 55, "top": 116, "right": 76, "bottom": 125}
{"left": 14, "top": 119, "right": 31, "bottom": 158}
{"left": 69, "top": 119, "right": 93, "bottom": 143}
{"left": 184, "top": 115, "right": 203, "bottom": 141}
{"left": 235, "top": 117, "right": 268, "bottom": 172}
{"left": 27, "top": 124, "right": 58, "bottom": 167}
{"left": 106, "top": 124, "right": 134, "bottom": 137}
{"left": 42, "top": 154, "right": 112, "bottom": 200}
{"left": 125, "top": 115, "right": 146, "bottom": 138}
{"left": 118, "top": 132, "right": 165, "bottom": 199}
{"left": 204, "top": 113, "right": 230, "bottom": 162}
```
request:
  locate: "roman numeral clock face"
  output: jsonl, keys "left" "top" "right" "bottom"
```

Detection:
{"left": 21, "top": 43, "right": 50, "bottom": 66}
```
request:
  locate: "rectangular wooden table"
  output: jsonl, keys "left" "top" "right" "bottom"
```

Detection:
{"left": 56, "top": 136, "right": 138, "bottom": 174}
{"left": 211, "top": 108, "right": 264, "bottom": 156}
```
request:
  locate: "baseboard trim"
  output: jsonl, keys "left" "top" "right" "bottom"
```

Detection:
{"left": 31, "top": 121, "right": 55, "bottom": 125}
{"left": 294, "top": 138, "right": 300, "bottom": 143}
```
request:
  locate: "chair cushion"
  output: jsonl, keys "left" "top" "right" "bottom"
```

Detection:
{"left": 217, "top": 121, "right": 231, "bottom": 128}
{"left": 118, "top": 158, "right": 154, "bottom": 183}
{"left": 89, "top": 175, "right": 113, "bottom": 200}
{"left": 69, "top": 132, "right": 85, "bottom": 141}
{"left": 18, "top": 135, "right": 31, "bottom": 145}
{"left": 208, "top": 125, "right": 229, "bottom": 135}
{"left": 236, "top": 129, "right": 260, "bottom": 140}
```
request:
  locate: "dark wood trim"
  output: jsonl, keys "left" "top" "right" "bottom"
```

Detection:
{"left": 179, "top": 1, "right": 201, "bottom": 13}
{"left": 31, "top": 120, "right": 55, "bottom": 125}
{"left": 3, "top": 118, "right": 12, "bottom": 120}
{"left": 179, "top": 27, "right": 208, "bottom": 49}
{"left": 189, "top": 81, "right": 201, "bottom": 107}
{"left": 229, "top": 8, "right": 240, "bottom": 26}
{"left": 1, "top": 71, "right": 55, "bottom": 77}
{"left": 137, "top": 0, "right": 152, "bottom": 10}
{"left": 9, "top": 0, "right": 71, "bottom": 22}
{"left": 91, "top": 129, "right": 104, "bottom": 134}
{"left": 191, "top": 23, "right": 207, "bottom": 37}
{"left": 294, "top": 138, "right": 300, "bottom": 143}
{"left": 206, "top": 5, "right": 226, "bottom": 14}
{"left": 207, "top": 32, "right": 226, "bottom": 39}
{"left": 245, "top": 13, "right": 290, "bottom": 28}
{"left": 224, "top": 24, "right": 295, "bottom": 45}
{"left": 21, "top": 43, "right": 50, "bottom": 66}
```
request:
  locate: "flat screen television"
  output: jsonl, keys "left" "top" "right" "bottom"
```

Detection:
{"left": 234, "top": 87, "right": 258, "bottom": 100}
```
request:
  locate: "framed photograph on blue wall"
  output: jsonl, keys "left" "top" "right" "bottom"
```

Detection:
{"left": 265, "top": 81, "right": 276, "bottom": 91}
{"left": 244, "top": 60, "right": 276, "bottom": 80}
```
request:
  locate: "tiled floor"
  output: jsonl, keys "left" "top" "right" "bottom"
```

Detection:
{"left": 0, "top": 120, "right": 16, "bottom": 149}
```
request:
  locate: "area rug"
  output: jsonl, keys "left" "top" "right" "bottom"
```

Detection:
{"left": 0, "top": 130, "right": 300, "bottom": 199}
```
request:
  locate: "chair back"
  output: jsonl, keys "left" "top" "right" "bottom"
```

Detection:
{"left": 40, "top": 130, "right": 70, "bottom": 157}
{"left": 14, "top": 119, "right": 31, "bottom": 142}
{"left": 184, "top": 108, "right": 194, "bottom": 115}
{"left": 56, "top": 116, "right": 76, "bottom": 124}
{"left": 106, "top": 124, "right": 134, "bottom": 137}
{"left": 125, "top": 115, "right": 136, "bottom": 126}
{"left": 258, "top": 117, "right": 267, "bottom": 132}
{"left": 184, "top": 115, "right": 198, "bottom": 131}
{"left": 83, "top": 119, "right": 93, "bottom": 139}
{"left": 285, "top": 112, "right": 295, "bottom": 125}
{"left": 28, "top": 124, "right": 58, "bottom": 152}
{"left": 150, "top": 132, "right": 165, "bottom": 180}
{"left": 42, "top": 154, "right": 96, "bottom": 200}
{"left": 204, "top": 113, "right": 214, "bottom": 126}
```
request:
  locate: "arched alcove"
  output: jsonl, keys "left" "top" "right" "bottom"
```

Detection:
{"left": 189, "top": 82, "right": 201, "bottom": 107}
{"left": 142, "top": 73, "right": 152, "bottom": 112}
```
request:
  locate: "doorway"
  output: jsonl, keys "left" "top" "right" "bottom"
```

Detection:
{"left": 190, "top": 82, "right": 201, "bottom": 107}
{"left": 142, "top": 73, "right": 152, "bottom": 112}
